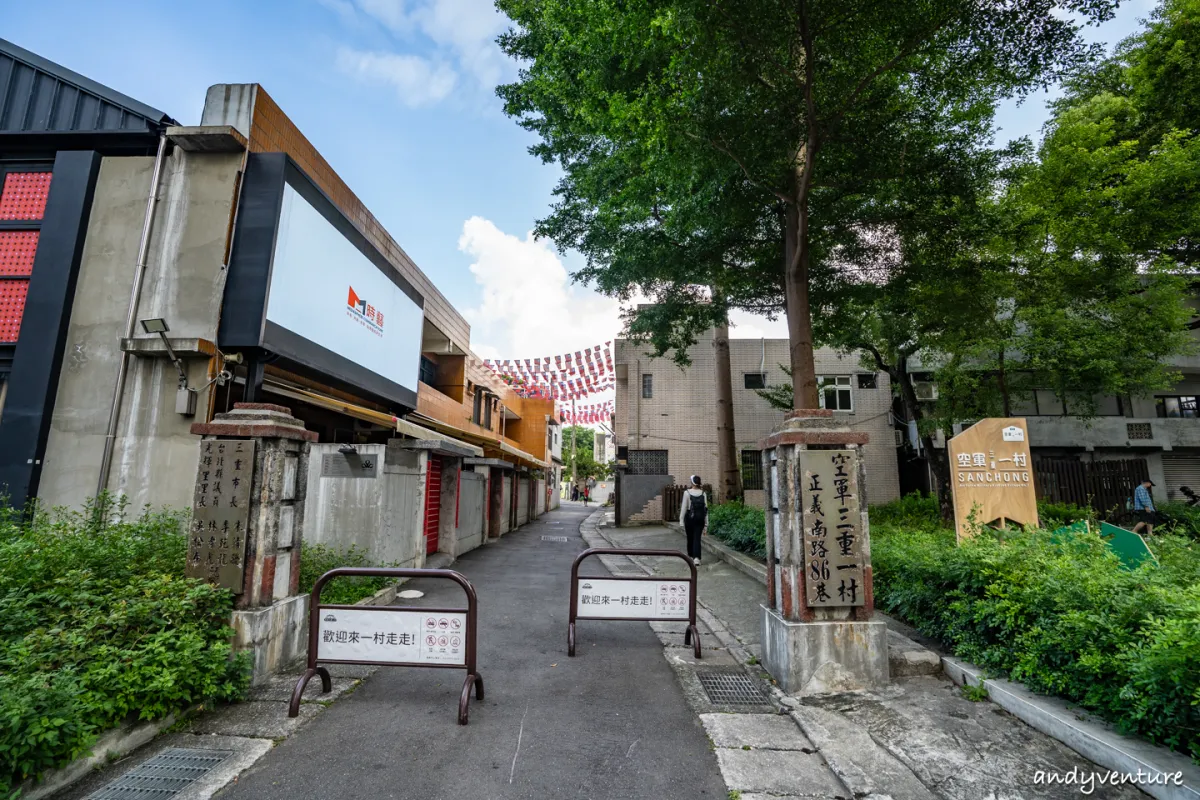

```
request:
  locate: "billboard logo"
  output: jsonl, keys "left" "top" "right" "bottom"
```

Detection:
{"left": 347, "top": 286, "right": 384, "bottom": 336}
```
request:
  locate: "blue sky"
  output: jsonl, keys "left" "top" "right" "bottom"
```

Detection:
{"left": 3, "top": 0, "right": 1159, "bottom": 361}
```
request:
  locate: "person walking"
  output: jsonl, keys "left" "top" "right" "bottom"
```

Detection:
{"left": 679, "top": 475, "right": 708, "bottom": 566}
{"left": 1132, "top": 479, "right": 1156, "bottom": 535}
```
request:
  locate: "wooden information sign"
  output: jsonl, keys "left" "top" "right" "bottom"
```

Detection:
{"left": 186, "top": 439, "right": 256, "bottom": 592}
{"left": 798, "top": 449, "right": 865, "bottom": 607}
{"left": 947, "top": 418, "right": 1037, "bottom": 540}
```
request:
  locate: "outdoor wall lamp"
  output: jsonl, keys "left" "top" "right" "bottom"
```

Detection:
{"left": 140, "top": 318, "right": 197, "bottom": 416}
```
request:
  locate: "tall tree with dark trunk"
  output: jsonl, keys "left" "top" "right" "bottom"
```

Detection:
{"left": 712, "top": 310, "right": 742, "bottom": 503}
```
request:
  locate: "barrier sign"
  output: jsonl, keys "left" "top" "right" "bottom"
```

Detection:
{"left": 289, "top": 568, "right": 484, "bottom": 725}
{"left": 318, "top": 608, "right": 467, "bottom": 665}
{"left": 575, "top": 578, "right": 691, "bottom": 619}
{"left": 568, "top": 548, "right": 701, "bottom": 658}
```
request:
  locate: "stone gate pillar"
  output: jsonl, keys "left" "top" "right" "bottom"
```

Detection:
{"left": 189, "top": 402, "right": 316, "bottom": 683}
{"left": 759, "top": 409, "right": 889, "bottom": 694}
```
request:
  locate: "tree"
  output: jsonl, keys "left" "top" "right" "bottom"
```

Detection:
{"left": 561, "top": 425, "right": 611, "bottom": 486}
{"left": 499, "top": 0, "right": 1115, "bottom": 411}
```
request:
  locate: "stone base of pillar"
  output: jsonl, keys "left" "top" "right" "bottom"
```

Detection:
{"left": 231, "top": 594, "right": 310, "bottom": 685}
{"left": 761, "top": 605, "right": 889, "bottom": 695}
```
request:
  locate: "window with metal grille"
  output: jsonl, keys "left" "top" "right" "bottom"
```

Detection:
{"left": 0, "top": 167, "right": 52, "bottom": 344}
{"left": 1127, "top": 422, "right": 1153, "bottom": 440}
{"left": 740, "top": 450, "right": 763, "bottom": 490}
{"left": 856, "top": 373, "right": 877, "bottom": 389}
{"left": 642, "top": 373, "right": 653, "bottom": 398}
{"left": 818, "top": 375, "right": 853, "bottom": 411}
{"left": 627, "top": 449, "right": 668, "bottom": 475}
{"left": 744, "top": 372, "right": 766, "bottom": 389}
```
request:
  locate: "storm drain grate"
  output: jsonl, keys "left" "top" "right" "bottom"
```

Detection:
{"left": 541, "top": 535, "right": 569, "bottom": 542}
{"left": 696, "top": 669, "right": 769, "bottom": 706}
{"left": 86, "top": 748, "right": 233, "bottom": 800}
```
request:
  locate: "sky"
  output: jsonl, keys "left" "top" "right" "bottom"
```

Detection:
{"left": 3, "top": 0, "right": 1160, "bottom": 366}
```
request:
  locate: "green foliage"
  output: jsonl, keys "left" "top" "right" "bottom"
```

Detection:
{"left": 1037, "top": 501, "right": 1093, "bottom": 530}
{"left": 707, "top": 502, "right": 766, "bottom": 561}
{"left": 0, "top": 496, "right": 249, "bottom": 795}
{"left": 1155, "top": 501, "right": 1200, "bottom": 540}
{"left": 869, "top": 493, "right": 942, "bottom": 531}
{"left": 561, "top": 425, "right": 611, "bottom": 485}
{"left": 962, "top": 682, "right": 990, "bottom": 702}
{"left": 298, "top": 543, "right": 399, "bottom": 606}
{"left": 871, "top": 505, "right": 1200, "bottom": 762}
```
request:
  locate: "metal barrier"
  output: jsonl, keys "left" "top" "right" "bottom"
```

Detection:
{"left": 568, "top": 548, "right": 701, "bottom": 658}
{"left": 289, "top": 567, "right": 484, "bottom": 725}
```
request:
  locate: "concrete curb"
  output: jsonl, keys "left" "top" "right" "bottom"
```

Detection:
{"left": 651, "top": 518, "right": 1200, "bottom": 797}
{"left": 944, "top": 658, "right": 1200, "bottom": 800}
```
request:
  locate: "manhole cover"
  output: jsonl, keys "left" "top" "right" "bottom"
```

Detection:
{"left": 541, "top": 535, "right": 569, "bottom": 542}
{"left": 86, "top": 748, "right": 233, "bottom": 800}
{"left": 696, "top": 669, "right": 769, "bottom": 706}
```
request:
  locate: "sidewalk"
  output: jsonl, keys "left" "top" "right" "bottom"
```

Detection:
{"left": 598, "top": 519, "right": 1150, "bottom": 800}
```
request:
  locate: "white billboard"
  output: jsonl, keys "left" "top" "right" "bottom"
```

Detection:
{"left": 265, "top": 183, "right": 423, "bottom": 398}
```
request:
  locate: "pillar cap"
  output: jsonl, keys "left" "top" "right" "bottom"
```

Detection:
{"left": 758, "top": 412, "right": 870, "bottom": 450}
{"left": 191, "top": 402, "right": 317, "bottom": 442}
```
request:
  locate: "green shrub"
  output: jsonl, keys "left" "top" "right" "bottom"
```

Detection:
{"left": 868, "top": 492, "right": 941, "bottom": 530}
{"left": 0, "top": 495, "right": 249, "bottom": 796}
{"left": 707, "top": 502, "right": 766, "bottom": 560}
{"left": 871, "top": 510, "right": 1200, "bottom": 763}
{"left": 1156, "top": 501, "right": 1200, "bottom": 539}
{"left": 299, "top": 543, "right": 400, "bottom": 605}
{"left": 1036, "top": 500, "right": 1093, "bottom": 529}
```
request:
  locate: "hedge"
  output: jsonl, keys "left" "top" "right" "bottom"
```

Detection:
{"left": 707, "top": 502, "right": 767, "bottom": 560}
{"left": 298, "top": 543, "right": 401, "bottom": 605}
{"left": 0, "top": 496, "right": 250, "bottom": 797}
{"left": 871, "top": 493, "right": 1200, "bottom": 763}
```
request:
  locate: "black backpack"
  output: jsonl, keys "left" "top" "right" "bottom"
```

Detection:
{"left": 687, "top": 492, "right": 707, "bottom": 524}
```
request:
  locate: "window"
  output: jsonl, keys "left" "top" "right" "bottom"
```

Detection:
{"left": 0, "top": 167, "right": 53, "bottom": 344}
{"left": 483, "top": 396, "right": 493, "bottom": 429}
{"left": 740, "top": 450, "right": 763, "bottom": 490}
{"left": 744, "top": 372, "right": 767, "bottom": 390}
{"left": 642, "top": 373, "right": 653, "bottom": 398}
{"left": 419, "top": 356, "right": 437, "bottom": 387}
{"left": 472, "top": 389, "right": 483, "bottom": 424}
{"left": 1157, "top": 395, "right": 1200, "bottom": 419}
{"left": 856, "top": 373, "right": 877, "bottom": 389}
{"left": 627, "top": 449, "right": 668, "bottom": 475}
{"left": 818, "top": 375, "right": 853, "bottom": 411}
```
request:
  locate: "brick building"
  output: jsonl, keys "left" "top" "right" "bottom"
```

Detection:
{"left": 613, "top": 335, "right": 901, "bottom": 523}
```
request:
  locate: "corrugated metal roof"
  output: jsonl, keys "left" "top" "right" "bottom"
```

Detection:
{"left": 0, "top": 38, "right": 176, "bottom": 134}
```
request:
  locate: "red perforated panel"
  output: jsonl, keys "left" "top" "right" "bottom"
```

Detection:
{"left": 0, "top": 280, "right": 29, "bottom": 342}
{"left": 0, "top": 231, "right": 40, "bottom": 277}
{"left": 0, "top": 172, "right": 53, "bottom": 220}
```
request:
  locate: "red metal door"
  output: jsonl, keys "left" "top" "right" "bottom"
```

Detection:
{"left": 424, "top": 456, "right": 442, "bottom": 555}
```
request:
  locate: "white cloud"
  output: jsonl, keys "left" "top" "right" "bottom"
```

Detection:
{"left": 459, "top": 217, "right": 623, "bottom": 361}
{"left": 328, "top": 0, "right": 514, "bottom": 106}
{"left": 335, "top": 48, "right": 457, "bottom": 106}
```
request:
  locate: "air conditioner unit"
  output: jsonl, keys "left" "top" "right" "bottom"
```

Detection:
{"left": 893, "top": 429, "right": 905, "bottom": 448}
{"left": 913, "top": 382, "right": 939, "bottom": 402}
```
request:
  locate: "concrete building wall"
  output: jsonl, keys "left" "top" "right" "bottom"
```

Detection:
{"left": 39, "top": 149, "right": 242, "bottom": 511}
{"left": 302, "top": 443, "right": 426, "bottom": 569}
{"left": 615, "top": 337, "right": 901, "bottom": 507}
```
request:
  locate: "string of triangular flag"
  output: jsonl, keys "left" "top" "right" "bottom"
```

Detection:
{"left": 557, "top": 400, "right": 614, "bottom": 425}
{"left": 482, "top": 342, "right": 616, "bottom": 401}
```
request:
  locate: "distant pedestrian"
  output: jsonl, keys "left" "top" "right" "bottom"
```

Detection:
{"left": 1132, "top": 479, "right": 1156, "bottom": 535}
{"left": 679, "top": 475, "right": 708, "bottom": 566}
{"left": 582, "top": 486, "right": 590, "bottom": 505}
{"left": 571, "top": 485, "right": 579, "bottom": 502}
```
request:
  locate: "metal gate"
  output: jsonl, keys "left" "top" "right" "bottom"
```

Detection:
{"left": 500, "top": 474, "right": 513, "bottom": 534}
{"left": 424, "top": 456, "right": 442, "bottom": 555}
{"left": 457, "top": 471, "right": 486, "bottom": 552}
{"left": 516, "top": 477, "right": 531, "bottom": 525}
{"left": 1034, "top": 458, "right": 1148, "bottom": 517}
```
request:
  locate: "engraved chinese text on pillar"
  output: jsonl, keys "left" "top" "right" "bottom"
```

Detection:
{"left": 186, "top": 439, "right": 256, "bottom": 593}
{"left": 799, "top": 449, "right": 864, "bottom": 607}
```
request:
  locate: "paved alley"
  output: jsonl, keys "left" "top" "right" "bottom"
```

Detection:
{"left": 214, "top": 504, "right": 726, "bottom": 800}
